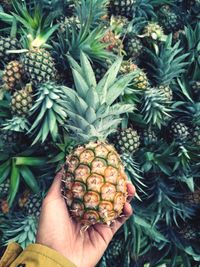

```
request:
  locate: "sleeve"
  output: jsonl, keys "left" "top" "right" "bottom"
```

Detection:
{"left": 0, "top": 243, "right": 77, "bottom": 267}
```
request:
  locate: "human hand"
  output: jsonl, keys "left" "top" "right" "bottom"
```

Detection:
{"left": 36, "top": 171, "right": 135, "bottom": 267}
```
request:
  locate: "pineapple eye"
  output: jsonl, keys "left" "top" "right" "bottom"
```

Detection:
{"left": 104, "top": 166, "right": 118, "bottom": 184}
{"left": 67, "top": 156, "right": 79, "bottom": 172}
{"left": 114, "top": 192, "right": 126, "bottom": 212}
{"left": 91, "top": 158, "right": 107, "bottom": 175}
{"left": 84, "top": 192, "right": 100, "bottom": 209}
{"left": 101, "top": 183, "right": 116, "bottom": 201}
{"left": 87, "top": 174, "right": 104, "bottom": 192}
{"left": 79, "top": 149, "right": 95, "bottom": 164}
{"left": 107, "top": 152, "right": 120, "bottom": 167}
{"left": 74, "top": 164, "right": 91, "bottom": 182}
{"left": 72, "top": 182, "right": 86, "bottom": 199}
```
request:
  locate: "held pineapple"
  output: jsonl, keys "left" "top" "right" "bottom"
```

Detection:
{"left": 2, "top": 60, "right": 24, "bottom": 90}
{"left": 61, "top": 53, "right": 135, "bottom": 226}
{"left": 11, "top": 83, "right": 33, "bottom": 116}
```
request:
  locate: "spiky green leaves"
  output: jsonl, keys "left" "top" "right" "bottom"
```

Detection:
{"left": 145, "top": 35, "right": 189, "bottom": 86}
{"left": 63, "top": 52, "right": 135, "bottom": 143}
{"left": 142, "top": 87, "right": 172, "bottom": 129}
{"left": 29, "top": 82, "right": 68, "bottom": 144}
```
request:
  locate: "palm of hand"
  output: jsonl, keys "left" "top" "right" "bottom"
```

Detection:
{"left": 36, "top": 173, "right": 134, "bottom": 267}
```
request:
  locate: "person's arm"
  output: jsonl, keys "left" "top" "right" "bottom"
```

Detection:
{"left": 0, "top": 242, "right": 76, "bottom": 267}
{"left": 0, "top": 171, "right": 135, "bottom": 267}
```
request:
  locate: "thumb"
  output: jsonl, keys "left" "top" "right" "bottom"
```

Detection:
{"left": 47, "top": 169, "right": 64, "bottom": 198}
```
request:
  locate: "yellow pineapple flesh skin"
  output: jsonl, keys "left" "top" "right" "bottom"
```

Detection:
{"left": 62, "top": 141, "right": 128, "bottom": 226}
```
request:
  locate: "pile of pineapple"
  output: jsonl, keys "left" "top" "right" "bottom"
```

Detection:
{"left": 0, "top": 0, "right": 200, "bottom": 266}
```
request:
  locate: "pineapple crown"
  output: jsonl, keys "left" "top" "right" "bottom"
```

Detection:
{"left": 145, "top": 35, "right": 189, "bottom": 86}
{"left": 63, "top": 52, "right": 135, "bottom": 143}
{"left": 3, "top": 116, "right": 30, "bottom": 132}
{"left": 29, "top": 82, "right": 69, "bottom": 144}
{"left": 1, "top": 0, "right": 59, "bottom": 49}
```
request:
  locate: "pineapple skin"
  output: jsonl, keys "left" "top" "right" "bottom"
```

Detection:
{"left": 23, "top": 48, "right": 56, "bottom": 86}
{"left": 62, "top": 141, "right": 128, "bottom": 226}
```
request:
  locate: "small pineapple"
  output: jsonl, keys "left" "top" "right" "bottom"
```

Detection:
{"left": 132, "top": 68, "right": 149, "bottom": 90}
{"left": 184, "top": 189, "right": 200, "bottom": 205}
{"left": 24, "top": 195, "right": 42, "bottom": 218}
{"left": 101, "top": 30, "right": 123, "bottom": 55}
{"left": 124, "top": 34, "right": 143, "bottom": 60}
{"left": 141, "top": 22, "right": 166, "bottom": 42}
{"left": 120, "top": 61, "right": 149, "bottom": 90}
{"left": 11, "top": 84, "right": 33, "bottom": 116}
{"left": 192, "top": 125, "right": 200, "bottom": 146}
{"left": 109, "top": 0, "right": 136, "bottom": 18}
{"left": 0, "top": 37, "right": 20, "bottom": 64}
{"left": 140, "top": 128, "right": 158, "bottom": 146}
{"left": 93, "top": 62, "right": 110, "bottom": 82}
{"left": 0, "top": 130, "right": 20, "bottom": 145}
{"left": 58, "top": 16, "right": 80, "bottom": 33}
{"left": 157, "top": 85, "right": 173, "bottom": 101}
{"left": 191, "top": 81, "right": 200, "bottom": 98}
{"left": 23, "top": 48, "right": 56, "bottom": 86}
{"left": 105, "top": 237, "right": 124, "bottom": 266}
{"left": 158, "top": 5, "right": 181, "bottom": 33}
{"left": 179, "top": 223, "right": 200, "bottom": 241}
{"left": 0, "top": 180, "right": 9, "bottom": 197}
{"left": 170, "top": 121, "right": 189, "bottom": 142}
{"left": 2, "top": 60, "right": 24, "bottom": 90}
{"left": 111, "top": 128, "right": 140, "bottom": 154}
{"left": 61, "top": 54, "right": 135, "bottom": 226}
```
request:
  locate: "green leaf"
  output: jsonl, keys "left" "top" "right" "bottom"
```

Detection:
{"left": 14, "top": 157, "right": 46, "bottom": 166}
{"left": 8, "top": 160, "right": 20, "bottom": 206}
{"left": 20, "top": 166, "right": 39, "bottom": 193}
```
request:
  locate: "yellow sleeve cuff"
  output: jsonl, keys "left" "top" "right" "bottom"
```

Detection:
{"left": 0, "top": 243, "right": 77, "bottom": 267}
{"left": 0, "top": 243, "right": 23, "bottom": 267}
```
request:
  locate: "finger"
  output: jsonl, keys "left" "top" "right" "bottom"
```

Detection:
{"left": 111, "top": 202, "right": 133, "bottom": 234}
{"left": 126, "top": 182, "right": 136, "bottom": 202}
{"left": 47, "top": 169, "right": 64, "bottom": 197}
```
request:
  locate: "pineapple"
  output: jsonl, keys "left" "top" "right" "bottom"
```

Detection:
{"left": 109, "top": 0, "right": 136, "bottom": 18}
{"left": 11, "top": 84, "right": 33, "bottom": 116}
{"left": 157, "top": 85, "right": 173, "bottom": 101}
{"left": 18, "top": 191, "right": 42, "bottom": 218}
{"left": 124, "top": 34, "right": 143, "bottom": 60}
{"left": 101, "top": 30, "right": 123, "bottom": 55}
{"left": 104, "top": 236, "right": 125, "bottom": 266}
{"left": 140, "top": 128, "right": 158, "bottom": 146}
{"left": 0, "top": 180, "right": 9, "bottom": 197}
{"left": 93, "top": 62, "right": 110, "bottom": 82}
{"left": 0, "top": 130, "right": 20, "bottom": 145}
{"left": 170, "top": 121, "right": 189, "bottom": 142}
{"left": 158, "top": 5, "right": 181, "bottom": 33}
{"left": 120, "top": 61, "right": 149, "bottom": 90}
{"left": 10, "top": 1, "right": 58, "bottom": 86}
{"left": 111, "top": 128, "right": 140, "bottom": 154}
{"left": 0, "top": 37, "right": 20, "bottom": 64}
{"left": 61, "top": 53, "right": 135, "bottom": 226}
{"left": 141, "top": 22, "right": 166, "bottom": 42}
{"left": 184, "top": 189, "right": 200, "bottom": 205}
{"left": 23, "top": 48, "right": 56, "bottom": 86}
{"left": 192, "top": 125, "right": 200, "bottom": 146}
{"left": 2, "top": 60, "right": 24, "bottom": 90}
